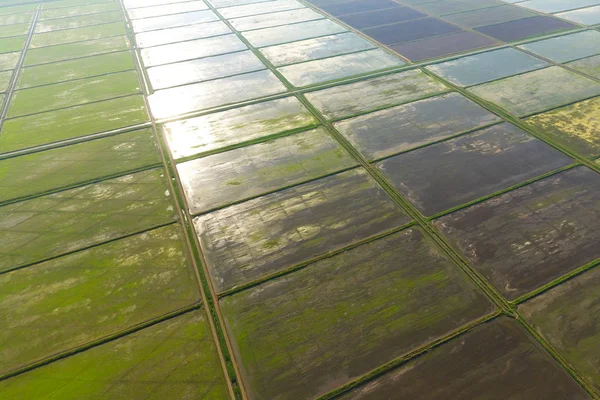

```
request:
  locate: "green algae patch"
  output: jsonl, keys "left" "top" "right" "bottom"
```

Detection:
{"left": 18, "top": 51, "right": 135, "bottom": 89}
{"left": 520, "top": 266, "right": 600, "bottom": 393}
{"left": 435, "top": 167, "right": 600, "bottom": 300}
{"left": 0, "top": 310, "right": 230, "bottom": 399}
{"left": 178, "top": 127, "right": 357, "bottom": 214}
{"left": 162, "top": 96, "right": 317, "bottom": 159}
{"left": 0, "top": 224, "right": 199, "bottom": 374}
{"left": 8, "top": 70, "right": 141, "bottom": 118}
{"left": 220, "top": 227, "right": 494, "bottom": 399}
{"left": 526, "top": 96, "right": 600, "bottom": 159}
{"left": 195, "top": 168, "right": 411, "bottom": 293}
{"left": 469, "top": 66, "right": 600, "bottom": 117}
{"left": 25, "top": 36, "right": 131, "bottom": 66}
{"left": 0, "top": 129, "right": 160, "bottom": 203}
{"left": 305, "top": 69, "right": 449, "bottom": 120}
{"left": 342, "top": 317, "right": 588, "bottom": 399}
{"left": 0, "top": 94, "right": 148, "bottom": 153}
{"left": 0, "top": 168, "right": 176, "bottom": 272}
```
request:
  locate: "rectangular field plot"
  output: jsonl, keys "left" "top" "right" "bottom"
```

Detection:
{"left": 443, "top": 5, "right": 537, "bottom": 27}
{"left": 474, "top": 16, "right": 575, "bottom": 42}
{"left": 242, "top": 19, "right": 347, "bottom": 48}
{"left": 378, "top": 123, "right": 573, "bottom": 216}
{"left": 0, "top": 311, "right": 230, "bottom": 400}
{"left": 520, "top": 266, "right": 600, "bottom": 393}
{"left": 260, "top": 32, "right": 375, "bottom": 67}
{"left": 230, "top": 8, "right": 324, "bottom": 31}
{"left": 526, "top": 97, "right": 600, "bottom": 159}
{"left": 390, "top": 31, "right": 496, "bottom": 62}
{"left": 338, "top": 6, "right": 426, "bottom": 30}
{"left": 0, "top": 129, "right": 160, "bottom": 204}
{"left": 427, "top": 48, "right": 548, "bottom": 87}
{"left": 18, "top": 51, "right": 136, "bottom": 89}
{"left": 0, "top": 95, "right": 148, "bottom": 153}
{"left": 341, "top": 317, "right": 587, "bottom": 399}
{"left": 178, "top": 127, "right": 356, "bottom": 214}
{"left": 127, "top": 1, "right": 209, "bottom": 20}
{"left": 220, "top": 228, "right": 494, "bottom": 400}
{"left": 362, "top": 18, "right": 461, "bottom": 45}
{"left": 135, "top": 21, "right": 231, "bottom": 48}
{"left": 0, "top": 169, "right": 176, "bottom": 272}
{"left": 278, "top": 49, "right": 403, "bottom": 87}
{"left": 319, "top": 0, "right": 401, "bottom": 17}
{"left": 24, "top": 36, "right": 131, "bottom": 66}
{"left": 0, "top": 225, "right": 199, "bottom": 374}
{"left": 8, "top": 70, "right": 141, "bottom": 118}
{"left": 518, "top": 0, "right": 600, "bottom": 13}
{"left": 518, "top": 31, "right": 600, "bottom": 63}
{"left": 194, "top": 169, "right": 410, "bottom": 292}
{"left": 131, "top": 10, "right": 219, "bottom": 33}
{"left": 148, "top": 70, "right": 287, "bottom": 119}
{"left": 469, "top": 67, "right": 600, "bottom": 117}
{"left": 434, "top": 167, "right": 600, "bottom": 300}
{"left": 306, "top": 69, "right": 449, "bottom": 120}
{"left": 335, "top": 92, "right": 501, "bottom": 161}
{"left": 558, "top": 5, "right": 600, "bottom": 25}
{"left": 162, "top": 97, "right": 317, "bottom": 159}
{"left": 30, "top": 22, "right": 127, "bottom": 48}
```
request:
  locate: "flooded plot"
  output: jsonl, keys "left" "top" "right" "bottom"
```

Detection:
{"left": 34, "top": 11, "right": 123, "bottom": 33}
{"left": 342, "top": 317, "right": 587, "bottom": 400}
{"left": 518, "top": 0, "right": 600, "bottom": 13}
{"left": 0, "top": 225, "right": 199, "bottom": 374}
{"left": 125, "top": 0, "right": 198, "bottom": 7}
{"left": 0, "top": 52, "right": 19, "bottom": 71}
{"left": 526, "top": 97, "right": 600, "bottom": 159}
{"left": 306, "top": 69, "right": 449, "bottom": 120}
{"left": 261, "top": 32, "right": 375, "bottom": 67}
{"left": 469, "top": 66, "right": 600, "bottom": 117}
{"left": 211, "top": 0, "right": 269, "bottom": 6}
{"left": 444, "top": 5, "right": 537, "bottom": 27}
{"left": 135, "top": 21, "right": 231, "bottom": 48}
{"left": 8, "top": 70, "right": 141, "bottom": 118}
{"left": 178, "top": 127, "right": 356, "bottom": 214}
{"left": 162, "top": 97, "right": 317, "bottom": 159}
{"left": 519, "top": 31, "right": 600, "bottom": 63}
{"left": 131, "top": 10, "right": 219, "bottom": 33}
{"left": 416, "top": 0, "right": 504, "bottom": 15}
{"left": 148, "top": 70, "right": 287, "bottom": 119}
{"left": 0, "top": 168, "right": 177, "bottom": 272}
{"left": 243, "top": 19, "right": 346, "bottom": 47}
{"left": 335, "top": 92, "right": 500, "bottom": 161}
{"left": 320, "top": 0, "right": 401, "bottom": 17}
{"left": 278, "top": 49, "right": 403, "bottom": 87}
{"left": 0, "top": 95, "right": 147, "bottom": 153}
{"left": 127, "top": 1, "right": 209, "bottom": 20}
{"left": 391, "top": 31, "right": 496, "bottom": 62}
{"left": 230, "top": 8, "right": 324, "bottom": 31}
{"left": 567, "top": 55, "right": 600, "bottom": 79}
{"left": 140, "top": 34, "right": 246, "bottom": 67}
{"left": 0, "top": 311, "right": 230, "bottom": 400}
{"left": 18, "top": 51, "right": 135, "bottom": 89}
{"left": 378, "top": 123, "right": 573, "bottom": 216}
{"left": 557, "top": 5, "right": 600, "bottom": 25}
{"left": 520, "top": 266, "right": 600, "bottom": 393}
{"left": 0, "top": 129, "right": 160, "bottom": 204}
{"left": 24, "top": 36, "right": 131, "bottom": 66}
{"left": 194, "top": 169, "right": 410, "bottom": 292}
{"left": 338, "top": 6, "right": 426, "bottom": 30}
{"left": 475, "top": 16, "right": 575, "bottom": 42}
{"left": 39, "top": 2, "right": 121, "bottom": 20}
{"left": 30, "top": 22, "right": 126, "bottom": 48}
{"left": 220, "top": 227, "right": 494, "bottom": 399}
{"left": 0, "top": 36, "right": 25, "bottom": 54}
{"left": 219, "top": 0, "right": 305, "bottom": 19}
{"left": 435, "top": 167, "right": 600, "bottom": 300}
{"left": 363, "top": 18, "right": 461, "bottom": 45}
{"left": 147, "top": 51, "right": 265, "bottom": 90}
{"left": 427, "top": 48, "right": 548, "bottom": 87}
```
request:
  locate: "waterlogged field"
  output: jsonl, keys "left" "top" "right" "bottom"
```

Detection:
{"left": 1, "top": 0, "right": 599, "bottom": 398}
